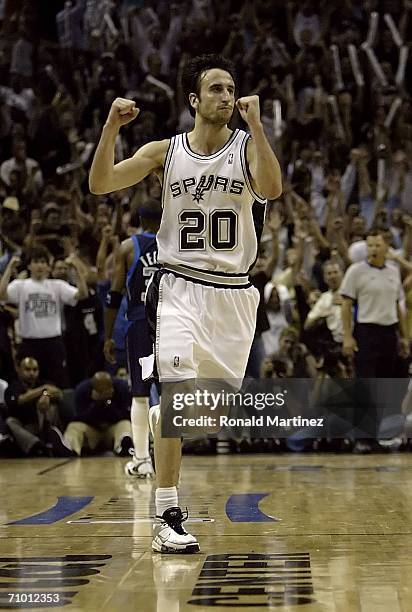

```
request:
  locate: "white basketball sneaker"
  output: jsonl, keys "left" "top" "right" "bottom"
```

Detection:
{"left": 124, "top": 449, "right": 154, "bottom": 478}
{"left": 152, "top": 507, "right": 200, "bottom": 554}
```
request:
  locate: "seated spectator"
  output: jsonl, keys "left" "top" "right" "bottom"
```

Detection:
{"left": 0, "top": 376, "right": 14, "bottom": 455}
{"left": 274, "top": 326, "right": 317, "bottom": 378}
{"left": 261, "top": 355, "right": 293, "bottom": 379}
{"left": 64, "top": 371, "right": 133, "bottom": 456}
{"left": 4, "top": 357, "right": 74, "bottom": 456}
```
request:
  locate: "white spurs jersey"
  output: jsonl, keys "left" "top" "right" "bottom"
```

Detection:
{"left": 157, "top": 129, "right": 267, "bottom": 275}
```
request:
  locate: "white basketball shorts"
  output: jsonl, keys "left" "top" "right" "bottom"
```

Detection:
{"left": 145, "top": 266, "right": 259, "bottom": 385}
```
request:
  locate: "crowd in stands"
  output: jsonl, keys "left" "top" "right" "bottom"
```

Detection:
{"left": 1, "top": 0, "right": 412, "bottom": 456}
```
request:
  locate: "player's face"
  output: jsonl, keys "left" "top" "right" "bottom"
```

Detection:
{"left": 194, "top": 69, "right": 235, "bottom": 125}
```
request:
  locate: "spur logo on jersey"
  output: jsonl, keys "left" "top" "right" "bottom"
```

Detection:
{"left": 170, "top": 174, "right": 245, "bottom": 201}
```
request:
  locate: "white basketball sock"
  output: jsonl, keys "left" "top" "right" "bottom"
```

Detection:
{"left": 155, "top": 486, "right": 178, "bottom": 517}
{"left": 131, "top": 397, "right": 150, "bottom": 458}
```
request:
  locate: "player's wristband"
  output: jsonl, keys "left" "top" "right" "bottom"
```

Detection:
{"left": 106, "top": 290, "right": 123, "bottom": 309}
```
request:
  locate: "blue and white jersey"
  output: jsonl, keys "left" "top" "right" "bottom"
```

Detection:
{"left": 126, "top": 232, "right": 159, "bottom": 321}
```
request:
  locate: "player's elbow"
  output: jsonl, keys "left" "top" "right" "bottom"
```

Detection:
{"left": 270, "top": 186, "right": 283, "bottom": 200}
{"left": 89, "top": 178, "right": 109, "bottom": 195}
{"left": 89, "top": 170, "right": 114, "bottom": 194}
{"left": 264, "top": 181, "right": 282, "bottom": 200}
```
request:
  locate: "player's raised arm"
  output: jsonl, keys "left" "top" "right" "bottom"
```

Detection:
{"left": 237, "top": 95, "right": 282, "bottom": 200}
{"left": 89, "top": 97, "right": 168, "bottom": 194}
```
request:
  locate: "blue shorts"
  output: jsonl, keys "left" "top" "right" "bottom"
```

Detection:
{"left": 126, "top": 319, "right": 153, "bottom": 397}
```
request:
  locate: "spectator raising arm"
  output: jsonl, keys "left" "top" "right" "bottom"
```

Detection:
{"left": 65, "top": 254, "right": 89, "bottom": 301}
{"left": 0, "top": 255, "right": 21, "bottom": 301}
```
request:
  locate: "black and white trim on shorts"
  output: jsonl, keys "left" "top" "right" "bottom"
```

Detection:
{"left": 144, "top": 270, "right": 166, "bottom": 381}
{"left": 163, "top": 263, "right": 252, "bottom": 289}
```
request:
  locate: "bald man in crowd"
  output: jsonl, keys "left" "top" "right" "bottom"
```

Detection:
{"left": 64, "top": 372, "right": 133, "bottom": 456}
{"left": 5, "top": 356, "right": 74, "bottom": 456}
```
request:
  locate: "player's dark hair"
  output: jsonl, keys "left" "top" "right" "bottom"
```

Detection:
{"left": 181, "top": 54, "right": 236, "bottom": 117}
{"left": 27, "top": 246, "right": 51, "bottom": 264}
{"left": 138, "top": 199, "right": 162, "bottom": 220}
{"left": 139, "top": 199, "right": 162, "bottom": 232}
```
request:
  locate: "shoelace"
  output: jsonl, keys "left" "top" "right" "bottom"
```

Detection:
{"left": 155, "top": 507, "right": 189, "bottom": 535}
{"left": 129, "top": 448, "right": 151, "bottom": 464}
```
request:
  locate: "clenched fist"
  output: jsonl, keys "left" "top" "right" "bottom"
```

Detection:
{"left": 106, "top": 98, "right": 140, "bottom": 129}
{"left": 236, "top": 95, "right": 261, "bottom": 128}
{"left": 8, "top": 255, "right": 21, "bottom": 272}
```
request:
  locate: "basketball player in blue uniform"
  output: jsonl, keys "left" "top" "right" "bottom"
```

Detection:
{"left": 104, "top": 202, "right": 161, "bottom": 478}
{"left": 90, "top": 54, "right": 282, "bottom": 553}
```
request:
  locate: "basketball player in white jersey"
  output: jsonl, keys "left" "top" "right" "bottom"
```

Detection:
{"left": 89, "top": 54, "right": 282, "bottom": 553}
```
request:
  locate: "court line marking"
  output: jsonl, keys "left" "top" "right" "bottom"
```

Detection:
{"left": 7, "top": 496, "right": 94, "bottom": 525}
{"left": 226, "top": 493, "right": 280, "bottom": 522}
{"left": 3, "top": 532, "right": 412, "bottom": 539}
{"left": 184, "top": 464, "right": 408, "bottom": 472}
{"left": 67, "top": 518, "right": 214, "bottom": 524}
{"left": 37, "top": 459, "right": 75, "bottom": 475}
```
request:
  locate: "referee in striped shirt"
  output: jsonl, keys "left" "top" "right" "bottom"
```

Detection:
{"left": 340, "top": 229, "right": 409, "bottom": 377}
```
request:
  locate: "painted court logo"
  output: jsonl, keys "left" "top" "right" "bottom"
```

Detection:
{"left": 188, "top": 553, "right": 315, "bottom": 607}
{"left": 0, "top": 555, "right": 112, "bottom": 609}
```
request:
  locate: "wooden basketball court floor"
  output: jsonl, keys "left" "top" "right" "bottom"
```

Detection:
{"left": 1, "top": 453, "right": 412, "bottom": 612}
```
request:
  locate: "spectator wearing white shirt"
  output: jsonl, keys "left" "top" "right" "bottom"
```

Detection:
{"left": 304, "top": 260, "right": 344, "bottom": 345}
{"left": 0, "top": 139, "right": 43, "bottom": 192}
{"left": 261, "top": 283, "right": 293, "bottom": 356}
{"left": 0, "top": 246, "right": 88, "bottom": 388}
